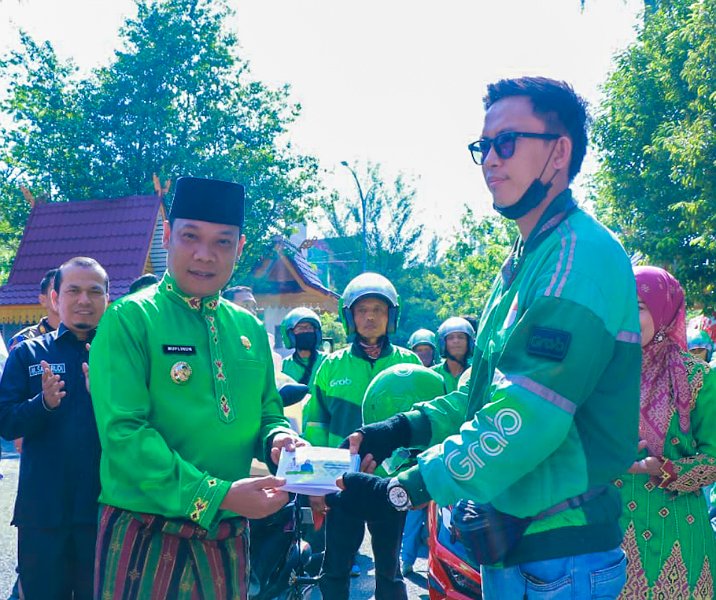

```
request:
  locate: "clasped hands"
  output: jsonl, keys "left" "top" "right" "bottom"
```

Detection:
{"left": 627, "top": 440, "right": 664, "bottom": 476}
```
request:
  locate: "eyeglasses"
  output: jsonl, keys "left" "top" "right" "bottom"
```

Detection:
{"left": 468, "top": 131, "right": 560, "bottom": 165}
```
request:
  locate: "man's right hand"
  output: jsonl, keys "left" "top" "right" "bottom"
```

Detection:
{"left": 220, "top": 476, "right": 289, "bottom": 519}
{"left": 342, "top": 414, "right": 412, "bottom": 466}
{"left": 40, "top": 360, "right": 66, "bottom": 409}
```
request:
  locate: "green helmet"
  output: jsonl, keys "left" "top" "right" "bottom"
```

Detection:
{"left": 362, "top": 363, "right": 446, "bottom": 425}
{"left": 407, "top": 329, "right": 437, "bottom": 350}
{"left": 280, "top": 307, "right": 322, "bottom": 349}
{"left": 339, "top": 272, "right": 400, "bottom": 336}
{"left": 437, "top": 317, "right": 476, "bottom": 358}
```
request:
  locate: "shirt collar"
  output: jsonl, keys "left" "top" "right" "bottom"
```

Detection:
{"left": 500, "top": 188, "right": 579, "bottom": 288}
{"left": 351, "top": 337, "right": 392, "bottom": 361}
{"left": 159, "top": 273, "right": 221, "bottom": 314}
{"left": 523, "top": 188, "right": 578, "bottom": 253}
{"left": 56, "top": 322, "right": 96, "bottom": 343}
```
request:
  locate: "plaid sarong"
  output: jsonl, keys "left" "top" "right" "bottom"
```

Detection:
{"left": 94, "top": 504, "right": 249, "bottom": 600}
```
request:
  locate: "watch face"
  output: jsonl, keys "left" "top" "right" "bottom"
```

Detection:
{"left": 388, "top": 484, "right": 409, "bottom": 508}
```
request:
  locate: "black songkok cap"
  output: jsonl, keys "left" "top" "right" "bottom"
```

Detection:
{"left": 169, "top": 176, "right": 245, "bottom": 228}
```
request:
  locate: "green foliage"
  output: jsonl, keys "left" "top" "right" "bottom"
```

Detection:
{"left": 326, "top": 163, "right": 424, "bottom": 286}
{"left": 392, "top": 260, "right": 443, "bottom": 346}
{"left": 0, "top": 0, "right": 322, "bottom": 279}
{"left": 322, "top": 162, "right": 440, "bottom": 344}
{"left": 592, "top": 0, "right": 716, "bottom": 308}
{"left": 0, "top": 166, "right": 31, "bottom": 285}
{"left": 320, "top": 311, "right": 347, "bottom": 351}
{"left": 321, "top": 165, "right": 516, "bottom": 343}
{"left": 427, "top": 209, "right": 517, "bottom": 322}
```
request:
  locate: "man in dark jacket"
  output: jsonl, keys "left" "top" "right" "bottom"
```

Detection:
{"left": 0, "top": 256, "right": 109, "bottom": 600}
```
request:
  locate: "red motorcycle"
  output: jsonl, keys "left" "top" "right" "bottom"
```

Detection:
{"left": 427, "top": 502, "right": 482, "bottom": 600}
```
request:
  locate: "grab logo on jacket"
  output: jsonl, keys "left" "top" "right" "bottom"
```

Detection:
{"left": 329, "top": 377, "right": 352, "bottom": 387}
{"left": 445, "top": 407, "right": 523, "bottom": 480}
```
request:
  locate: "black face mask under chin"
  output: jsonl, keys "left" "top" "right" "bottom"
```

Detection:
{"left": 492, "top": 143, "right": 559, "bottom": 221}
{"left": 294, "top": 331, "right": 317, "bottom": 351}
{"left": 493, "top": 179, "right": 552, "bottom": 220}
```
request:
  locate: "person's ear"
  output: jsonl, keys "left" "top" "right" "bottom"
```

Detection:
{"left": 235, "top": 234, "right": 246, "bottom": 262}
{"left": 552, "top": 136, "right": 572, "bottom": 172}
{"left": 50, "top": 289, "right": 59, "bottom": 313}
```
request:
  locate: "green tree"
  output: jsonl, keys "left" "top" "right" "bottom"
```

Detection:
{"left": 320, "top": 311, "right": 347, "bottom": 351}
{"left": 326, "top": 163, "right": 424, "bottom": 286}
{"left": 0, "top": 164, "right": 31, "bottom": 284}
{"left": 323, "top": 162, "right": 439, "bottom": 343}
{"left": 427, "top": 209, "right": 516, "bottom": 321}
{"left": 0, "top": 0, "right": 321, "bottom": 279}
{"left": 592, "top": 0, "right": 716, "bottom": 307}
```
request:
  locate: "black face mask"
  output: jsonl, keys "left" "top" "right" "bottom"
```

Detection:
{"left": 492, "top": 142, "right": 559, "bottom": 221}
{"left": 294, "top": 331, "right": 317, "bottom": 351}
{"left": 493, "top": 178, "right": 552, "bottom": 220}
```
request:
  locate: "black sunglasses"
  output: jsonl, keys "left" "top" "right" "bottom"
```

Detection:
{"left": 468, "top": 131, "right": 560, "bottom": 165}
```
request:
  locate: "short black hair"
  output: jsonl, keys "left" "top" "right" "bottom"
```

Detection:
{"left": 222, "top": 285, "right": 254, "bottom": 301}
{"left": 483, "top": 77, "right": 590, "bottom": 181}
{"left": 54, "top": 257, "right": 109, "bottom": 294}
{"left": 128, "top": 273, "right": 160, "bottom": 294}
{"left": 40, "top": 268, "right": 58, "bottom": 295}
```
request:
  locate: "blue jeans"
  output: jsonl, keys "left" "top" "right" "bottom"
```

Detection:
{"left": 480, "top": 547, "right": 626, "bottom": 599}
{"left": 401, "top": 507, "right": 427, "bottom": 566}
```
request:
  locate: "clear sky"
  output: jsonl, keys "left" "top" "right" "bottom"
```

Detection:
{"left": 0, "top": 0, "right": 643, "bottom": 240}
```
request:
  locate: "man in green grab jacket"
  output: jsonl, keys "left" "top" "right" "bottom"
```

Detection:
{"left": 90, "top": 176, "right": 301, "bottom": 600}
{"left": 432, "top": 316, "right": 475, "bottom": 393}
{"left": 303, "top": 272, "right": 420, "bottom": 600}
{"left": 329, "top": 77, "right": 641, "bottom": 599}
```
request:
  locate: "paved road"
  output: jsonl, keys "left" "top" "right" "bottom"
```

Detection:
{"left": 0, "top": 455, "right": 18, "bottom": 599}
{"left": 0, "top": 453, "right": 428, "bottom": 599}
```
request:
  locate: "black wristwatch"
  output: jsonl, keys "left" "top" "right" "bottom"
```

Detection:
{"left": 386, "top": 477, "right": 412, "bottom": 511}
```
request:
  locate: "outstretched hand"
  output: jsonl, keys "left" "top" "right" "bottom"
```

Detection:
{"left": 341, "top": 433, "right": 378, "bottom": 473}
{"left": 41, "top": 360, "right": 65, "bottom": 409}
{"left": 220, "top": 475, "right": 289, "bottom": 519}
{"left": 270, "top": 433, "right": 308, "bottom": 465}
{"left": 339, "top": 414, "right": 411, "bottom": 468}
{"left": 82, "top": 343, "right": 91, "bottom": 393}
{"left": 326, "top": 472, "right": 397, "bottom": 522}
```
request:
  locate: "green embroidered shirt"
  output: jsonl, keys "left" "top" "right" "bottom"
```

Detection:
{"left": 89, "top": 274, "right": 293, "bottom": 531}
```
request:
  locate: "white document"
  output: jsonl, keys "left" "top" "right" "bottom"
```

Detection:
{"left": 276, "top": 446, "right": 360, "bottom": 496}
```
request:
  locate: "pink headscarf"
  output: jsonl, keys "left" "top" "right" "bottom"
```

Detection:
{"left": 635, "top": 266, "right": 691, "bottom": 455}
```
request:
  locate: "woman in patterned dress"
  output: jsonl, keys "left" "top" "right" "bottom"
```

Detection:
{"left": 616, "top": 266, "right": 716, "bottom": 599}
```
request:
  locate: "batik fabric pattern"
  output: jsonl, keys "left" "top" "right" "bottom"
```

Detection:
{"left": 94, "top": 504, "right": 248, "bottom": 600}
{"left": 617, "top": 354, "right": 716, "bottom": 599}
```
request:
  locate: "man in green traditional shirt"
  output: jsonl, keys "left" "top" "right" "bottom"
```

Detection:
{"left": 90, "top": 176, "right": 301, "bottom": 600}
